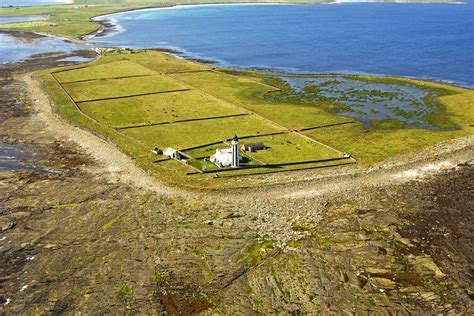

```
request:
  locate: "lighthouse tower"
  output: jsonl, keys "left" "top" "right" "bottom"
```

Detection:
{"left": 231, "top": 134, "right": 240, "bottom": 168}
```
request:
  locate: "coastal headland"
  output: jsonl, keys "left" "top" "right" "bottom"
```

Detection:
{"left": 35, "top": 49, "right": 474, "bottom": 189}
{"left": 0, "top": 0, "right": 473, "bottom": 314}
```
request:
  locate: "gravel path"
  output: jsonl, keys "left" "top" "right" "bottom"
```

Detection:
{"left": 280, "top": 136, "right": 474, "bottom": 199}
{"left": 23, "top": 74, "right": 181, "bottom": 197}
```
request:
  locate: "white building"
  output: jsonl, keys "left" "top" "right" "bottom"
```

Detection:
{"left": 210, "top": 148, "right": 234, "bottom": 167}
{"left": 210, "top": 135, "right": 242, "bottom": 168}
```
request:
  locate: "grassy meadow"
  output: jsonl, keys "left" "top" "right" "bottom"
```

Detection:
{"left": 122, "top": 115, "right": 281, "bottom": 149}
{"left": 37, "top": 50, "right": 473, "bottom": 188}
{"left": 53, "top": 60, "right": 156, "bottom": 82}
{"left": 168, "top": 71, "right": 354, "bottom": 130}
{"left": 79, "top": 90, "right": 246, "bottom": 128}
{"left": 62, "top": 74, "right": 185, "bottom": 102}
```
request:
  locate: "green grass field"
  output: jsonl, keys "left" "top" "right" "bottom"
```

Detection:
{"left": 38, "top": 50, "right": 473, "bottom": 189}
{"left": 61, "top": 74, "right": 185, "bottom": 102}
{"left": 168, "top": 71, "right": 353, "bottom": 130}
{"left": 79, "top": 90, "right": 247, "bottom": 128}
{"left": 242, "top": 133, "right": 341, "bottom": 164}
{"left": 122, "top": 115, "right": 281, "bottom": 149}
{"left": 54, "top": 60, "right": 156, "bottom": 82}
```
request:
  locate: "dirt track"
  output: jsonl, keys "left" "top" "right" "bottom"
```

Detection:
{"left": 23, "top": 74, "right": 180, "bottom": 197}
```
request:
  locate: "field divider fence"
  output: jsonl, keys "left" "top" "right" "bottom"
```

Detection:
{"left": 164, "top": 70, "right": 214, "bottom": 75}
{"left": 210, "top": 69, "right": 283, "bottom": 92}
{"left": 298, "top": 121, "right": 355, "bottom": 132}
{"left": 186, "top": 156, "right": 352, "bottom": 175}
{"left": 50, "top": 64, "right": 90, "bottom": 75}
{"left": 50, "top": 72, "right": 94, "bottom": 123}
{"left": 75, "top": 88, "right": 192, "bottom": 104}
{"left": 59, "top": 73, "right": 157, "bottom": 85}
{"left": 115, "top": 113, "right": 250, "bottom": 131}
{"left": 212, "top": 161, "right": 357, "bottom": 178}
{"left": 178, "top": 131, "right": 289, "bottom": 153}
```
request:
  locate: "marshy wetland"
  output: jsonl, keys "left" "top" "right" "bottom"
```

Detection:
{"left": 267, "top": 76, "right": 458, "bottom": 130}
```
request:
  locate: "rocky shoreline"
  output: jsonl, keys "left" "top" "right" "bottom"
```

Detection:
{"left": 0, "top": 48, "right": 472, "bottom": 313}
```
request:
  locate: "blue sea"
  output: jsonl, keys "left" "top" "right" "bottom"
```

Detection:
{"left": 0, "top": 32, "right": 85, "bottom": 64}
{"left": 94, "top": 2, "right": 474, "bottom": 87}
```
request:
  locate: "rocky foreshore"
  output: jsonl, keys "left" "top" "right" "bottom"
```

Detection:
{"left": 0, "top": 50, "right": 473, "bottom": 314}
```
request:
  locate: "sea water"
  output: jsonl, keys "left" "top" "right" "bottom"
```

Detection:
{"left": 95, "top": 2, "right": 474, "bottom": 87}
{"left": 0, "top": 32, "right": 85, "bottom": 64}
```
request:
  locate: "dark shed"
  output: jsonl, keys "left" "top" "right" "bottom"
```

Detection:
{"left": 241, "top": 142, "right": 266, "bottom": 152}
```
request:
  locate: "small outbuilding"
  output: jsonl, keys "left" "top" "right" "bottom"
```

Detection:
{"left": 241, "top": 142, "right": 266, "bottom": 152}
{"left": 163, "top": 147, "right": 180, "bottom": 159}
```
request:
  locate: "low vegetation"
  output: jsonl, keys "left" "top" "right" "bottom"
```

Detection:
{"left": 79, "top": 90, "right": 245, "bottom": 128}
{"left": 37, "top": 49, "right": 473, "bottom": 188}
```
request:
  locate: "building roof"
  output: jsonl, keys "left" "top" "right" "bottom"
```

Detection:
{"left": 242, "top": 142, "right": 266, "bottom": 150}
{"left": 211, "top": 147, "right": 242, "bottom": 167}
{"left": 217, "top": 148, "right": 233, "bottom": 154}
{"left": 163, "top": 147, "right": 176, "bottom": 157}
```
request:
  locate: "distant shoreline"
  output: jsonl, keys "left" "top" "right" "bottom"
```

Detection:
{"left": 83, "top": 2, "right": 472, "bottom": 89}
{"left": 84, "top": 3, "right": 299, "bottom": 40}
{"left": 86, "top": 0, "right": 464, "bottom": 39}
{"left": 1, "top": 1, "right": 470, "bottom": 89}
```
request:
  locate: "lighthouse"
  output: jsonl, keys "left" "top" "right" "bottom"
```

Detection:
{"left": 231, "top": 134, "right": 240, "bottom": 168}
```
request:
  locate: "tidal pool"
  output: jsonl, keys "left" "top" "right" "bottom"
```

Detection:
{"left": 0, "top": 16, "right": 47, "bottom": 23}
{"left": 268, "top": 77, "right": 456, "bottom": 130}
{"left": 0, "top": 33, "right": 85, "bottom": 64}
{"left": 58, "top": 56, "right": 93, "bottom": 63}
{"left": 0, "top": 144, "right": 61, "bottom": 173}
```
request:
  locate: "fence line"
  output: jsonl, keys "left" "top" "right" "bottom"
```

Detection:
{"left": 213, "top": 161, "right": 356, "bottom": 178}
{"left": 115, "top": 113, "right": 250, "bottom": 131}
{"left": 60, "top": 73, "right": 156, "bottom": 85}
{"left": 186, "top": 156, "right": 352, "bottom": 175}
{"left": 75, "top": 88, "right": 191, "bottom": 104}
{"left": 164, "top": 70, "right": 213, "bottom": 75}
{"left": 50, "top": 65, "right": 90, "bottom": 75}
{"left": 298, "top": 121, "right": 355, "bottom": 132}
